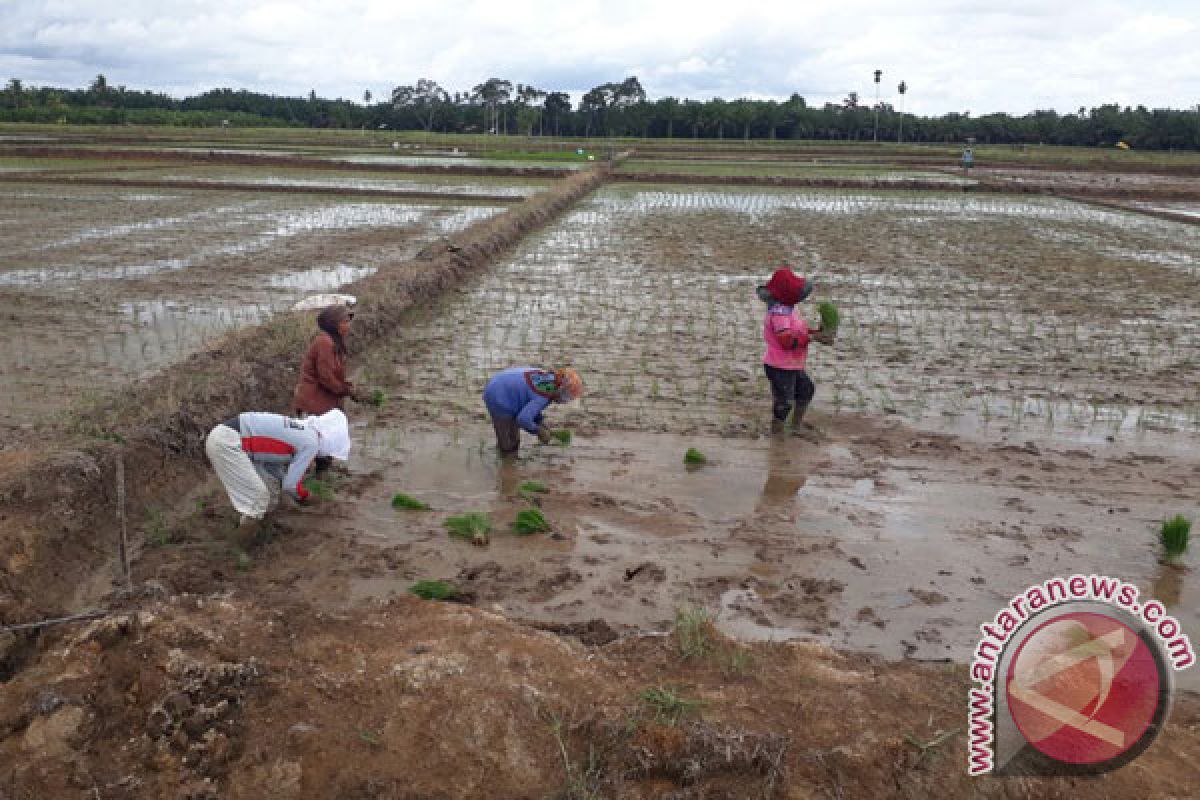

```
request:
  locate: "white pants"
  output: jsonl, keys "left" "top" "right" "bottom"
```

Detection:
{"left": 205, "top": 424, "right": 278, "bottom": 519}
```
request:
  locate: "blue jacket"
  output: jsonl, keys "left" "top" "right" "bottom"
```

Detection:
{"left": 483, "top": 367, "right": 558, "bottom": 434}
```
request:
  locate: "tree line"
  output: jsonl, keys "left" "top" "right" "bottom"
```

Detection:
{"left": 3, "top": 74, "right": 1199, "bottom": 150}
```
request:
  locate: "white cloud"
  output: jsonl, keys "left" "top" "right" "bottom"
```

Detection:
{"left": 0, "top": 0, "right": 1197, "bottom": 113}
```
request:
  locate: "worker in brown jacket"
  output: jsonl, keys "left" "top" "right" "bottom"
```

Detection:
{"left": 293, "top": 304, "right": 364, "bottom": 474}
{"left": 293, "top": 304, "right": 363, "bottom": 416}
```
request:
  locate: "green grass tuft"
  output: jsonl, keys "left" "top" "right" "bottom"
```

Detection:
{"left": 445, "top": 512, "right": 492, "bottom": 540}
{"left": 639, "top": 685, "right": 705, "bottom": 726}
{"left": 409, "top": 580, "right": 457, "bottom": 601}
{"left": 683, "top": 447, "right": 707, "bottom": 466}
{"left": 519, "top": 480, "right": 549, "bottom": 494}
{"left": 674, "top": 605, "right": 715, "bottom": 660}
{"left": 552, "top": 429, "right": 572, "bottom": 446}
{"left": 367, "top": 388, "right": 386, "bottom": 407}
{"left": 391, "top": 492, "right": 431, "bottom": 511}
{"left": 1161, "top": 515, "right": 1191, "bottom": 559}
{"left": 514, "top": 508, "right": 551, "bottom": 534}
{"left": 817, "top": 301, "right": 840, "bottom": 332}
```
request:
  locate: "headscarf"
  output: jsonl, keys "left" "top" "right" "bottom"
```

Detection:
{"left": 316, "top": 304, "right": 353, "bottom": 358}
{"left": 308, "top": 409, "right": 351, "bottom": 460}
{"left": 556, "top": 368, "right": 584, "bottom": 402}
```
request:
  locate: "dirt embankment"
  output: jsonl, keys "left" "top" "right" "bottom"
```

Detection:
{"left": 5, "top": 591, "right": 1198, "bottom": 799}
{"left": 0, "top": 165, "right": 611, "bottom": 639}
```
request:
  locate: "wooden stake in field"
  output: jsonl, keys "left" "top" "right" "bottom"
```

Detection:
{"left": 116, "top": 454, "right": 132, "bottom": 591}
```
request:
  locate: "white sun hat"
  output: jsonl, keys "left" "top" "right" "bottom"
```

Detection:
{"left": 308, "top": 409, "right": 351, "bottom": 461}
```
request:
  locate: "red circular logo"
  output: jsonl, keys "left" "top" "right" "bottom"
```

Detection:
{"left": 1006, "top": 611, "right": 1165, "bottom": 766}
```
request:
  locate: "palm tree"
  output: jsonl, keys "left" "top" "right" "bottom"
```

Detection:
{"left": 897, "top": 81, "right": 908, "bottom": 143}
{"left": 873, "top": 69, "right": 882, "bottom": 143}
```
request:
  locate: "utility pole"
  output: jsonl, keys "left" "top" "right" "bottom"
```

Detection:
{"left": 897, "top": 81, "right": 907, "bottom": 144}
{"left": 873, "top": 69, "right": 882, "bottom": 143}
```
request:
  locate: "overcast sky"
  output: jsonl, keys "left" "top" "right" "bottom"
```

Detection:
{"left": 2, "top": 0, "right": 1197, "bottom": 115}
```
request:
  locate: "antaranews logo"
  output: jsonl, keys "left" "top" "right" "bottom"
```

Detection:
{"left": 967, "top": 574, "right": 1195, "bottom": 776}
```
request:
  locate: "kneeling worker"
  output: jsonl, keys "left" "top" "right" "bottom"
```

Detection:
{"left": 483, "top": 366, "right": 583, "bottom": 454}
{"left": 205, "top": 408, "right": 351, "bottom": 521}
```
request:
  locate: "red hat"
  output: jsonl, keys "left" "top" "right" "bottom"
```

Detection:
{"left": 764, "top": 267, "right": 812, "bottom": 306}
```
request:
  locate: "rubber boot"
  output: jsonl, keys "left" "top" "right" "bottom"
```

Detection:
{"left": 791, "top": 405, "right": 820, "bottom": 440}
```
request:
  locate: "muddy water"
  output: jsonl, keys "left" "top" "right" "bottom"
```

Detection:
{"left": 318, "top": 420, "right": 1199, "bottom": 689}
{"left": 313, "top": 183, "right": 1200, "bottom": 688}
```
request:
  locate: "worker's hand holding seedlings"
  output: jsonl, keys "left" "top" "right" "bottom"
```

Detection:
{"left": 756, "top": 266, "right": 821, "bottom": 436}
{"left": 204, "top": 409, "right": 351, "bottom": 526}
{"left": 482, "top": 367, "right": 584, "bottom": 455}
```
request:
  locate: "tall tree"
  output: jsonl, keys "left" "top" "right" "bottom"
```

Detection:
{"left": 392, "top": 78, "right": 449, "bottom": 132}
{"left": 543, "top": 92, "right": 571, "bottom": 136}
{"left": 470, "top": 78, "right": 512, "bottom": 133}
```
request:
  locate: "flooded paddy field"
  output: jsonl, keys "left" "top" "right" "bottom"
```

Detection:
{"left": 92, "top": 164, "right": 555, "bottom": 196}
{"left": 617, "top": 157, "right": 975, "bottom": 184}
{"left": 371, "top": 185, "right": 1200, "bottom": 439}
{"left": 213, "top": 182, "right": 1199, "bottom": 690}
{"left": 1, "top": 179, "right": 509, "bottom": 428}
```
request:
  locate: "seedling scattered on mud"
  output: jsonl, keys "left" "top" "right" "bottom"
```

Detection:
{"left": 519, "top": 480, "right": 548, "bottom": 494}
{"left": 552, "top": 429, "right": 572, "bottom": 446}
{"left": 674, "top": 605, "right": 715, "bottom": 660}
{"left": 302, "top": 477, "right": 334, "bottom": 501}
{"left": 817, "top": 301, "right": 840, "bottom": 332}
{"left": 514, "top": 508, "right": 551, "bottom": 535}
{"left": 1161, "top": 515, "right": 1191, "bottom": 561}
{"left": 367, "top": 388, "right": 386, "bottom": 407}
{"left": 639, "top": 686, "right": 705, "bottom": 726}
{"left": 445, "top": 512, "right": 492, "bottom": 544}
{"left": 391, "top": 492, "right": 431, "bottom": 511}
{"left": 409, "top": 580, "right": 458, "bottom": 601}
{"left": 683, "top": 448, "right": 707, "bottom": 466}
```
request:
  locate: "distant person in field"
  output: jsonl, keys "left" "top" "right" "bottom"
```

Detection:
{"left": 757, "top": 266, "right": 829, "bottom": 436}
{"left": 482, "top": 367, "right": 583, "bottom": 455}
{"left": 293, "top": 303, "right": 365, "bottom": 473}
{"left": 205, "top": 409, "right": 351, "bottom": 525}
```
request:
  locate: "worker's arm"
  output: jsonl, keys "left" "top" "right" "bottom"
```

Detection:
{"left": 282, "top": 434, "right": 319, "bottom": 502}
{"left": 314, "top": 336, "right": 354, "bottom": 398}
{"left": 770, "top": 314, "right": 810, "bottom": 351}
{"left": 516, "top": 396, "right": 551, "bottom": 435}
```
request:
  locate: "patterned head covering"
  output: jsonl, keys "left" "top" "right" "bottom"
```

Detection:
{"left": 556, "top": 368, "right": 584, "bottom": 401}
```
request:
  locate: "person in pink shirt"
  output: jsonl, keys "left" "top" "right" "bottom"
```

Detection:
{"left": 756, "top": 266, "right": 829, "bottom": 435}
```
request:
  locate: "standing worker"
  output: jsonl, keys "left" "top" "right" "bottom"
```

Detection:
{"left": 482, "top": 367, "right": 583, "bottom": 454}
{"left": 293, "top": 303, "right": 365, "bottom": 474}
{"left": 294, "top": 303, "right": 364, "bottom": 416}
{"left": 756, "top": 266, "right": 829, "bottom": 436}
{"left": 205, "top": 408, "right": 351, "bottom": 524}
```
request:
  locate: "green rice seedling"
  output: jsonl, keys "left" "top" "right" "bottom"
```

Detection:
{"left": 302, "top": 477, "right": 335, "bottom": 501}
{"left": 1161, "top": 515, "right": 1191, "bottom": 561}
{"left": 445, "top": 512, "right": 492, "bottom": 542}
{"left": 514, "top": 508, "right": 551, "bottom": 534}
{"left": 683, "top": 447, "right": 707, "bottom": 466}
{"left": 391, "top": 492, "right": 430, "bottom": 511}
{"left": 519, "top": 480, "right": 548, "bottom": 494}
{"left": 551, "top": 429, "right": 572, "bottom": 446}
{"left": 409, "top": 580, "right": 457, "bottom": 601}
{"left": 639, "top": 686, "right": 705, "bottom": 726}
{"left": 367, "top": 388, "right": 385, "bottom": 407}
{"left": 674, "top": 605, "right": 715, "bottom": 660}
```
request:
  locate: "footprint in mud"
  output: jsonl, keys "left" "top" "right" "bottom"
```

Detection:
{"left": 909, "top": 589, "right": 948, "bottom": 606}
